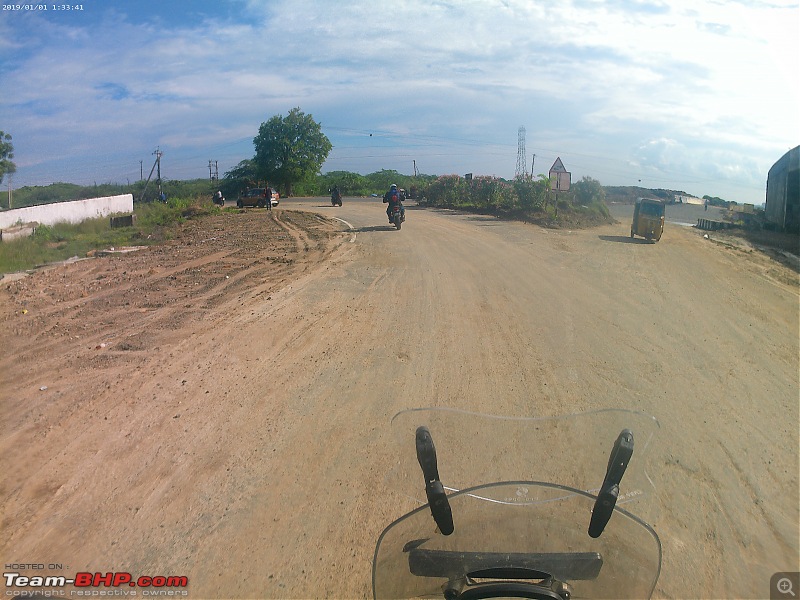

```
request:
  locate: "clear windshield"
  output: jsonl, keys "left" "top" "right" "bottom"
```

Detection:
{"left": 374, "top": 408, "right": 662, "bottom": 599}
{"left": 639, "top": 201, "right": 665, "bottom": 217}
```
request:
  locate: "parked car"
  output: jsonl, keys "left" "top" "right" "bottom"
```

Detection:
{"left": 237, "top": 188, "right": 279, "bottom": 208}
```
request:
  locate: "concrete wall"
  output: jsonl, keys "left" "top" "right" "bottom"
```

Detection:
{"left": 0, "top": 223, "right": 36, "bottom": 242}
{"left": 674, "top": 194, "right": 704, "bottom": 205}
{"left": 0, "top": 194, "right": 134, "bottom": 229}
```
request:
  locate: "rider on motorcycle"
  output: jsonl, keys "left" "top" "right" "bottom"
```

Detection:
{"left": 383, "top": 184, "right": 405, "bottom": 224}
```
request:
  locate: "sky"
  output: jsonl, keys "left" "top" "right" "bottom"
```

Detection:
{"left": 0, "top": 0, "right": 798, "bottom": 204}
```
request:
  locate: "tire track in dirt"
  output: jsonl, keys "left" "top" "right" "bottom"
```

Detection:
{"left": 0, "top": 210, "right": 350, "bottom": 562}
{"left": 1, "top": 210, "right": 347, "bottom": 365}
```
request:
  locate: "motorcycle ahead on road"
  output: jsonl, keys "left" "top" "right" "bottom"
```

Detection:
{"left": 212, "top": 191, "right": 225, "bottom": 206}
{"left": 390, "top": 204, "right": 405, "bottom": 230}
{"left": 373, "top": 408, "right": 662, "bottom": 599}
{"left": 331, "top": 189, "right": 343, "bottom": 206}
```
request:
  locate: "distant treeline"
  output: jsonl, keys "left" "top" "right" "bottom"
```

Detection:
{"left": 3, "top": 173, "right": 734, "bottom": 211}
{"left": 1, "top": 171, "right": 438, "bottom": 210}
{"left": 220, "top": 168, "right": 439, "bottom": 200}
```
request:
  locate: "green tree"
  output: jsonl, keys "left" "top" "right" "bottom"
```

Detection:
{"left": 571, "top": 176, "right": 606, "bottom": 206}
{"left": 253, "top": 108, "right": 332, "bottom": 196}
{"left": 221, "top": 159, "right": 258, "bottom": 198}
{"left": 1, "top": 131, "right": 16, "bottom": 185}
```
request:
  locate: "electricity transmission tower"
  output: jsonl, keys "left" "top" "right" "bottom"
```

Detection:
{"left": 515, "top": 126, "right": 527, "bottom": 179}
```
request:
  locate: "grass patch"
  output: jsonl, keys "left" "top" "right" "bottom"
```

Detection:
{"left": 0, "top": 196, "right": 218, "bottom": 274}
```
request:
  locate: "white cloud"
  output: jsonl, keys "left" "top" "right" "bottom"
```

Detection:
{"left": 0, "top": 0, "right": 796, "bottom": 201}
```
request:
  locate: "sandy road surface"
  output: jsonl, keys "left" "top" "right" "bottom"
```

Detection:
{"left": 2, "top": 198, "right": 798, "bottom": 599}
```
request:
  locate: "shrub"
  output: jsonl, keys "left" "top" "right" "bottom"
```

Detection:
{"left": 470, "top": 176, "right": 516, "bottom": 212}
{"left": 424, "top": 175, "right": 471, "bottom": 208}
{"left": 513, "top": 176, "right": 549, "bottom": 211}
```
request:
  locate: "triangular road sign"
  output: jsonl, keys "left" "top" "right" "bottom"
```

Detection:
{"left": 549, "top": 157, "right": 566, "bottom": 173}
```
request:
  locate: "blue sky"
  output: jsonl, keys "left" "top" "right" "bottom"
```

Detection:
{"left": 1, "top": 0, "right": 797, "bottom": 203}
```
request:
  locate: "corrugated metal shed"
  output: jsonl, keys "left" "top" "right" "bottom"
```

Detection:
{"left": 765, "top": 145, "right": 800, "bottom": 232}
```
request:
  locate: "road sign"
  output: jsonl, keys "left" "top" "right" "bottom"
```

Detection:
{"left": 549, "top": 158, "right": 571, "bottom": 191}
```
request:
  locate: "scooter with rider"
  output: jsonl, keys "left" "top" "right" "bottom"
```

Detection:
{"left": 383, "top": 184, "right": 406, "bottom": 229}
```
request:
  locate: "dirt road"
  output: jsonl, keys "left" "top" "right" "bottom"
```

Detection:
{"left": 2, "top": 198, "right": 798, "bottom": 598}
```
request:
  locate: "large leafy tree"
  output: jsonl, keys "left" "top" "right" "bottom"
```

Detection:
{"left": 253, "top": 108, "right": 332, "bottom": 196}
{"left": 1, "top": 131, "right": 16, "bottom": 185}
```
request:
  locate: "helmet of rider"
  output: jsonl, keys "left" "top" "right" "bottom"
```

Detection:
{"left": 390, "top": 184, "right": 397, "bottom": 189}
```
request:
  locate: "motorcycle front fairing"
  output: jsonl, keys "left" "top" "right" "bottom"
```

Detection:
{"left": 373, "top": 408, "right": 662, "bottom": 599}
{"left": 373, "top": 481, "right": 661, "bottom": 599}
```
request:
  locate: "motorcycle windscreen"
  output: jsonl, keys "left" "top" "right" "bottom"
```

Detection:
{"left": 373, "top": 481, "right": 661, "bottom": 599}
{"left": 385, "top": 408, "right": 661, "bottom": 525}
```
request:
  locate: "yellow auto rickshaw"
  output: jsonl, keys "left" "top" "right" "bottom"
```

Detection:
{"left": 630, "top": 198, "right": 665, "bottom": 242}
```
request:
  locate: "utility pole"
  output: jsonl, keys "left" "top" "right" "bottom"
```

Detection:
{"left": 140, "top": 160, "right": 143, "bottom": 181}
{"left": 530, "top": 154, "right": 536, "bottom": 179}
{"left": 140, "top": 148, "right": 162, "bottom": 203}
{"left": 7, "top": 173, "right": 11, "bottom": 209}
{"left": 208, "top": 160, "right": 213, "bottom": 181}
{"left": 154, "top": 148, "right": 163, "bottom": 201}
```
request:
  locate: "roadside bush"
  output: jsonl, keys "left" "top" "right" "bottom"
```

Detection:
{"left": 470, "top": 176, "right": 516, "bottom": 212}
{"left": 33, "top": 224, "right": 63, "bottom": 243}
{"left": 424, "top": 175, "right": 471, "bottom": 208}
{"left": 420, "top": 172, "right": 616, "bottom": 228}
{"left": 425, "top": 175, "right": 516, "bottom": 212}
{"left": 136, "top": 196, "right": 213, "bottom": 228}
{"left": 513, "top": 176, "right": 549, "bottom": 211}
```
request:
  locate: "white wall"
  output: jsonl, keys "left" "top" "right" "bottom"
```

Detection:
{"left": 674, "top": 194, "right": 704, "bottom": 205}
{"left": 0, "top": 194, "right": 133, "bottom": 229}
